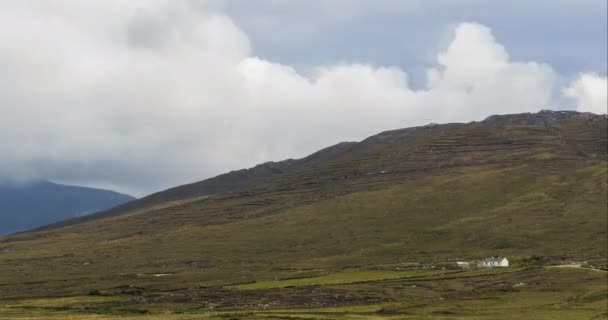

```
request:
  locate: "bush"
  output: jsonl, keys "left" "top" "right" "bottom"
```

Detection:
{"left": 492, "top": 240, "right": 514, "bottom": 249}
{"left": 88, "top": 289, "right": 101, "bottom": 296}
{"left": 521, "top": 255, "right": 545, "bottom": 266}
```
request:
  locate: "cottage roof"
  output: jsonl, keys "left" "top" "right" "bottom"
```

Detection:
{"left": 481, "top": 256, "right": 507, "bottom": 263}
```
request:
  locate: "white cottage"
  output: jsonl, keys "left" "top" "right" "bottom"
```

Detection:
{"left": 478, "top": 257, "right": 509, "bottom": 267}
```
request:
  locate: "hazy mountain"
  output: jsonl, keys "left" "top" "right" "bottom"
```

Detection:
{"left": 0, "top": 180, "right": 134, "bottom": 235}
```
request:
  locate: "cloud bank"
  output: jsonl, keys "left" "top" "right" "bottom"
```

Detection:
{"left": 0, "top": 1, "right": 605, "bottom": 195}
{"left": 564, "top": 73, "right": 608, "bottom": 114}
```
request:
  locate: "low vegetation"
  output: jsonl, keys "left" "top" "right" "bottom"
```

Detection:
{"left": 1, "top": 267, "right": 605, "bottom": 319}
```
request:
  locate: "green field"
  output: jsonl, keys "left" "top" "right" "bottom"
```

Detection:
{"left": 1, "top": 267, "right": 605, "bottom": 319}
{"left": 227, "top": 269, "right": 450, "bottom": 290}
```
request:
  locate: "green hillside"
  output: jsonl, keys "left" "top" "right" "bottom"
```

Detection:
{"left": 0, "top": 111, "right": 606, "bottom": 319}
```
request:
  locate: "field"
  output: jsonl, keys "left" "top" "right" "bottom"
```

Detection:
{"left": 1, "top": 266, "right": 606, "bottom": 319}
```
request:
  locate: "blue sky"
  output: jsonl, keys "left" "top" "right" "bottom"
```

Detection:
{"left": 0, "top": 1, "right": 606, "bottom": 195}
{"left": 225, "top": 0, "right": 607, "bottom": 80}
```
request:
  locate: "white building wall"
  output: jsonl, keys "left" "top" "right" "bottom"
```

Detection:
{"left": 479, "top": 258, "right": 509, "bottom": 267}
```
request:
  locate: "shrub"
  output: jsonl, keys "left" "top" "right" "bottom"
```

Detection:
{"left": 492, "top": 240, "right": 514, "bottom": 249}
{"left": 88, "top": 289, "right": 101, "bottom": 296}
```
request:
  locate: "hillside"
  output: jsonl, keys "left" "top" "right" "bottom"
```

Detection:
{"left": 43, "top": 140, "right": 358, "bottom": 228}
{"left": 0, "top": 180, "right": 134, "bottom": 235}
{"left": 0, "top": 110, "right": 606, "bottom": 319}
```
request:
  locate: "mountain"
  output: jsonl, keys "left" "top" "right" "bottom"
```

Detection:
{"left": 0, "top": 180, "right": 134, "bottom": 235}
{"left": 0, "top": 110, "right": 606, "bottom": 318}
{"left": 41, "top": 110, "right": 606, "bottom": 230}
{"left": 45, "top": 140, "right": 358, "bottom": 227}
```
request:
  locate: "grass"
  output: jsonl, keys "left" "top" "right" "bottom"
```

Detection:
{"left": 227, "top": 269, "right": 449, "bottom": 290}
{"left": 0, "top": 267, "right": 605, "bottom": 319}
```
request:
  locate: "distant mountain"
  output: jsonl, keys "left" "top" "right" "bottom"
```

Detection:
{"left": 0, "top": 180, "right": 134, "bottom": 234}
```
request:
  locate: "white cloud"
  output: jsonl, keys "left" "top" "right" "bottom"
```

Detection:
{"left": 0, "top": 1, "right": 594, "bottom": 196}
{"left": 563, "top": 73, "right": 607, "bottom": 114}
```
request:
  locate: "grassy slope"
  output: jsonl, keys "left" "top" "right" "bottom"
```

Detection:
{"left": 1, "top": 267, "right": 605, "bottom": 319}
{"left": 0, "top": 114, "right": 606, "bottom": 318}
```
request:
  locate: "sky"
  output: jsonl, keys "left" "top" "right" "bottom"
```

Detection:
{"left": 0, "top": 0, "right": 606, "bottom": 196}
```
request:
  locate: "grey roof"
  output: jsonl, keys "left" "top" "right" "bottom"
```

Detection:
{"left": 481, "top": 257, "right": 507, "bottom": 262}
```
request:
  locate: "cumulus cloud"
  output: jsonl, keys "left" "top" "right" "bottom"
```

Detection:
{"left": 563, "top": 73, "right": 607, "bottom": 114}
{"left": 0, "top": 1, "right": 595, "bottom": 195}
